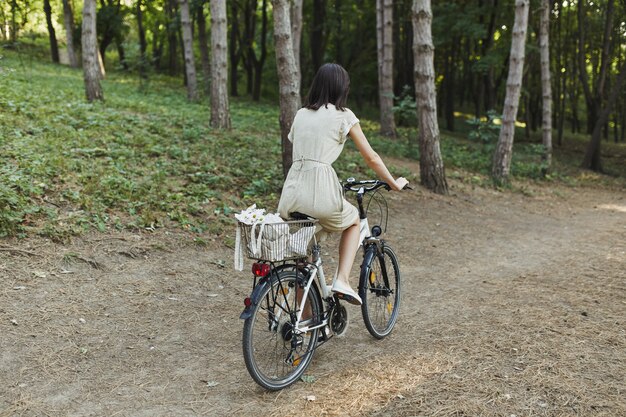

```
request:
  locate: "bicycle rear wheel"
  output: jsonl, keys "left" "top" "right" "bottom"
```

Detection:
{"left": 359, "top": 244, "right": 401, "bottom": 339}
{"left": 242, "top": 270, "right": 320, "bottom": 390}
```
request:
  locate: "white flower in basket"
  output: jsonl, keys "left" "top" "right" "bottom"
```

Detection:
{"left": 233, "top": 205, "right": 317, "bottom": 270}
{"left": 234, "top": 205, "right": 288, "bottom": 270}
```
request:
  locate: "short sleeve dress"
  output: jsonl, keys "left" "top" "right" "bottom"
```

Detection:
{"left": 278, "top": 104, "right": 360, "bottom": 233}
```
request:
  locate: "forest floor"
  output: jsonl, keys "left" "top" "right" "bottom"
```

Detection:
{"left": 1, "top": 173, "right": 625, "bottom": 417}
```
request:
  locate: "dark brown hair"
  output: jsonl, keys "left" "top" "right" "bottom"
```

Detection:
{"left": 304, "top": 63, "right": 350, "bottom": 111}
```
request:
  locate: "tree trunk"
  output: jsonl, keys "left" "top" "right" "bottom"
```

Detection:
{"left": 272, "top": 0, "right": 301, "bottom": 178}
{"left": 210, "top": 0, "right": 231, "bottom": 129}
{"left": 61, "top": 0, "right": 78, "bottom": 67}
{"left": 227, "top": 1, "right": 240, "bottom": 96}
{"left": 582, "top": 62, "right": 626, "bottom": 171}
{"left": 377, "top": 0, "right": 397, "bottom": 137}
{"left": 577, "top": 0, "right": 614, "bottom": 135}
{"left": 290, "top": 0, "right": 303, "bottom": 78}
{"left": 179, "top": 0, "right": 198, "bottom": 101}
{"left": 492, "top": 0, "right": 529, "bottom": 184}
{"left": 166, "top": 0, "right": 179, "bottom": 75}
{"left": 251, "top": 0, "right": 268, "bottom": 101}
{"left": 10, "top": 0, "right": 18, "bottom": 42}
{"left": 539, "top": 0, "right": 552, "bottom": 173}
{"left": 82, "top": 0, "right": 103, "bottom": 101}
{"left": 136, "top": 0, "right": 147, "bottom": 77}
{"left": 44, "top": 0, "right": 60, "bottom": 63}
{"left": 116, "top": 40, "right": 128, "bottom": 70}
{"left": 311, "top": 0, "right": 326, "bottom": 71}
{"left": 243, "top": 0, "right": 255, "bottom": 96}
{"left": 195, "top": 2, "right": 210, "bottom": 93}
{"left": 412, "top": 0, "right": 448, "bottom": 195}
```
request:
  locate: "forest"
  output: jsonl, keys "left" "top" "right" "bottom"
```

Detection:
{"left": 0, "top": 0, "right": 624, "bottom": 237}
{"left": 0, "top": 1, "right": 625, "bottom": 415}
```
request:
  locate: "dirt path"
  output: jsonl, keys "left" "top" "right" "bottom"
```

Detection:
{"left": 1, "top": 180, "right": 624, "bottom": 417}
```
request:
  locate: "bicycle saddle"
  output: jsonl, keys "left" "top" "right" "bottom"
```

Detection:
{"left": 289, "top": 212, "right": 317, "bottom": 221}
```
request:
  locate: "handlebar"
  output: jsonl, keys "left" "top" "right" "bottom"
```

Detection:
{"left": 343, "top": 177, "right": 412, "bottom": 193}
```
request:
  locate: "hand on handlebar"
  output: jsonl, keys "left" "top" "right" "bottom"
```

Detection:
{"left": 393, "top": 177, "right": 410, "bottom": 191}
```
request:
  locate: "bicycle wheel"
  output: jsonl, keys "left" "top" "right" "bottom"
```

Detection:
{"left": 359, "top": 244, "right": 401, "bottom": 339}
{"left": 242, "top": 270, "right": 320, "bottom": 390}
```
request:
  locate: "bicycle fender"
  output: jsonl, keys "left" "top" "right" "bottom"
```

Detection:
{"left": 240, "top": 278, "right": 271, "bottom": 320}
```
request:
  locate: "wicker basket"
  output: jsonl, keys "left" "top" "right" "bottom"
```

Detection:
{"left": 236, "top": 219, "right": 317, "bottom": 262}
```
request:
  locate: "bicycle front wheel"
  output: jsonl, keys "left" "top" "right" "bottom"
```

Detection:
{"left": 359, "top": 244, "right": 401, "bottom": 339}
{"left": 242, "top": 270, "right": 320, "bottom": 390}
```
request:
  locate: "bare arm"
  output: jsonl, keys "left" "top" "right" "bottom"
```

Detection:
{"left": 348, "top": 123, "right": 409, "bottom": 191}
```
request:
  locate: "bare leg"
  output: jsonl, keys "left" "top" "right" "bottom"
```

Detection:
{"left": 335, "top": 220, "right": 360, "bottom": 288}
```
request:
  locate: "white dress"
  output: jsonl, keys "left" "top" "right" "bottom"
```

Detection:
{"left": 278, "top": 104, "right": 360, "bottom": 232}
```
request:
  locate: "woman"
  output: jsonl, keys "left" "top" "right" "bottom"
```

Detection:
{"left": 278, "top": 63, "right": 408, "bottom": 305}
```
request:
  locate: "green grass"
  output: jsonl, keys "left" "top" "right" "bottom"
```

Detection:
{"left": 1, "top": 42, "right": 624, "bottom": 239}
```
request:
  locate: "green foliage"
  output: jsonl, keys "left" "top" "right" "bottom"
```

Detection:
{"left": 0, "top": 41, "right": 624, "bottom": 238}
{"left": 466, "top": 110, "right": 501, "bottom": 144}
{"left": 392, "top": 85, "right": 417, "bottom": 127}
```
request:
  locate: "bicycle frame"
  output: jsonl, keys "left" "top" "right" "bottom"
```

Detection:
{"left": 294, "top": 188, "right": 373, "bottom": 334}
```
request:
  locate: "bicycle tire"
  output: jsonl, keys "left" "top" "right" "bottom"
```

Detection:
{"left": 359, "top": 244, "right": 401, "bottom": 339}
{"left": 242, "top": 270, "right": 321, "bottom": 390}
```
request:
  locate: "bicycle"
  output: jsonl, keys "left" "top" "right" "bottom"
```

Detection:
{"left": 237, "top": 178, "right": 404, "bottom": 390}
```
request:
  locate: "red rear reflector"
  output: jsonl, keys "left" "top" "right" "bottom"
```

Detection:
{"left": 244, "top": 297, "right": 252, "bottom": 307}
{"left": 252, "top": 263, "right": 270, "bottom": 277}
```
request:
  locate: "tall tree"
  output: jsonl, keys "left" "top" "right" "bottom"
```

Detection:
{"left": 61, "top": 0, "right": 78, "bottom": 67}
{"left": 179, "top": 0, "right": 198, "bottom": 101}
{"left": 377, "top": 0, "right": 396, "bottom": 137}
{"left": 165, "top": 0, "right": 179, "bottom": 75}
{"left": 582, "top": 62, "right": 626, "bottom": 171}
{"left": 247, "top": 0, "right": 268, "bottom": 101}
{"left": 195, "top": 1, "right": 210, "bottom": 92}
{"left": 539, "top": 0, "right": 552, "bottom": 173}
{"left": 290, "top": 0, "right": 303, "bottom": 78}
{"left": 135, "top": 0, "right": 147, "bottom": 77}
{"left": 310, "top": 0, "right": 326, "bottom": 71}
{"left": 412, "top": 0, "right": 448, "bottom": 194}
{"left": 43, "top": 0, "right": 59, "bottom": 63}
{"left": 210, "top": 0, "right": 231, "bottom": 128}
{"left": 82, "top": 0, "right": 104, "bottom": 101}
{"left": 492, "top": 0, "right": 529, "bottom": 184}
{"left": 577, "top": 0, "right": 616, "bottom": 169}
{"left": 577, "top": 0, "right": 615, "bottom": 135}
{"left": 228, "top": 1, "right": 242, "bottom": 96}
{"left": 272, "top": 0, "right": 300, "bottom": 178}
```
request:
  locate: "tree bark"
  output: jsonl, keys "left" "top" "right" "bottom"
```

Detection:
{"left": 377, "top": 0, "right": 397, "bottom": 137}
{"left": 290, "top": 0, "right": 303, "bottom": 78}
{"left": 166, "top": 0, "right": 179, "bottom": 75}
{"left": 10, "top": 0, "right": 18, "bottom": 42}
{"left": 82, "top": 0, "right": 104, "bottom": 101}
{"left": 195, "top": 2, "right": 210, "bottom": 93}
{"left": 43, "top": 0, "right": 60, "bottom": 63}
{"left": 251, "top": 0, "right": 268, "bottom": 101}
{"left": 179, "top": 0, "right": 198, "bottom": 101}
{"left": 227, "top": 1, "right": 241, "bottom": 96}
{"left": 412, "top": 0, "right": 448, "bottom": 195}
{"left": 539, "top": 0, "right": 552, "bottom": 173}
{"left": 492, "top": 0, "right": 529, "bottom": 184}
{"left": 62, "top": 0, "right": 78, "bottom": 67}
{"left": 272, "top": 0, "right": 301, "bottom": 178}
{"left": 136, "top": 0, "right": 147, "bottom": 77}
{"left": 210, "top": 0, "right": 231, "bottom": 129}
{"left": 242, "top": 0, "right": 255, "bottom": 96}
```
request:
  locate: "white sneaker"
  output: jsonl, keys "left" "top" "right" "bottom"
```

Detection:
{"left": 331, "top": 280, "right": 362, "bottom": 305}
